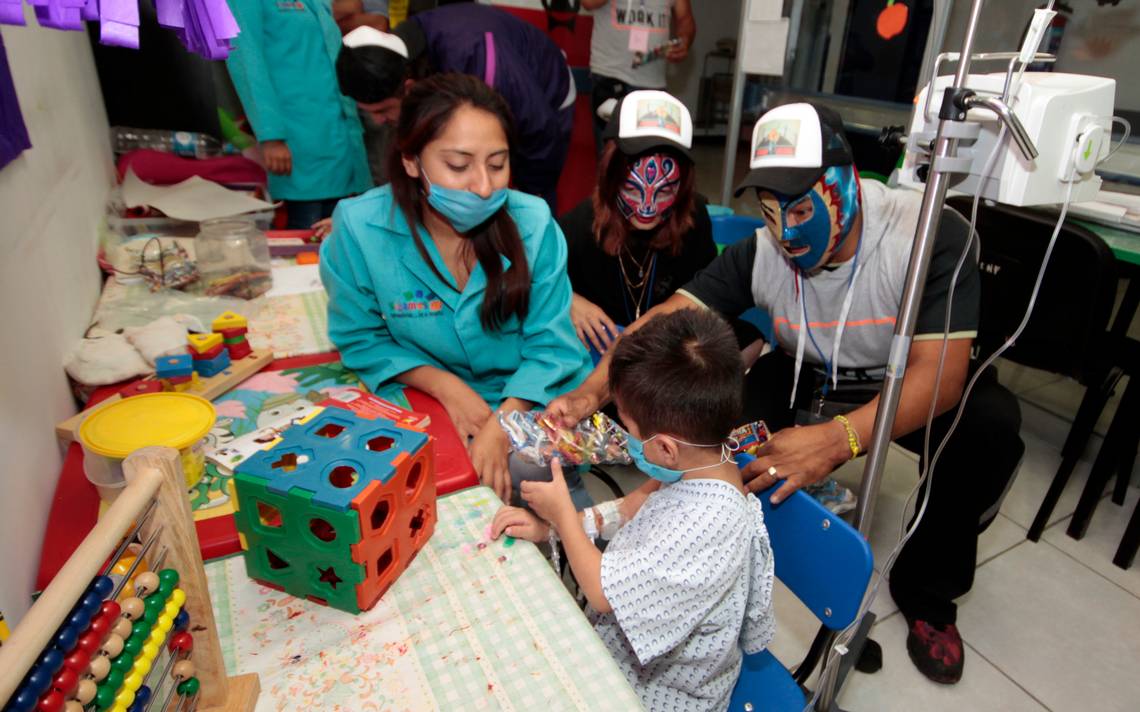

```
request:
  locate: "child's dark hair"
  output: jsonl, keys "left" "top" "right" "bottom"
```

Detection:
{"left": 336, "top": 22, "right": 432, "bottom": 104}
{"left": 609, "top": 309, "right": 742, "bottom": 443}
{"left": 388, "top": 73, "right": 530, "bottom": 331}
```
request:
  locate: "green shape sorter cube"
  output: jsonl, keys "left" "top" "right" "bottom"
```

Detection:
{"left": 234, "top": 471, "right": 366, "bottom": 613}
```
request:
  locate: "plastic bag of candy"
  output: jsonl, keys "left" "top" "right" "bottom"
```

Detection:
{"left": 731, "top": 420, "right": 772, "bottom": 456}
{"left": 498, "top": 410, "right": 632, "bottom": 466}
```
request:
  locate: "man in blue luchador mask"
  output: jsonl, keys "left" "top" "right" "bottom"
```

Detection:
{"left": 550, "top": 101, "right": 1025, "bottom": 686}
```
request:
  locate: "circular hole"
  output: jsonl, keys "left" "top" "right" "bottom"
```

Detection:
{"left": 405, "top": 461, "right": 423, "bottom": 500}
{"left": 328, "top": 466, "right": 359, "bottom": 489}
{"left": 309, "top": 518, "right": 337, "bottom": 542}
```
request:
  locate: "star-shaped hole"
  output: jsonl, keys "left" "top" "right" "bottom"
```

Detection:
{"left": 317, "top": 566, "right": 343, "bottom": 589}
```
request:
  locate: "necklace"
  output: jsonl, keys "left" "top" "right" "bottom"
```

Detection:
{"left": 618, "top": 252, "right": 657, "bottom": 320}
{"left": 621, "top": 244, "right": 652, "bottom": 281}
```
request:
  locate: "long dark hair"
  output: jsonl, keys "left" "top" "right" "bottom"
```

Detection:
{"left": 592, "top": 141, "right": 696, "bottom": 257}
{"left": 388, "top": 73, "right": 530, "bottom": 331}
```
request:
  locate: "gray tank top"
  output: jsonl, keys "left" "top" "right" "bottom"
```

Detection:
{"left": 590, "top": 0, "right": 674, "bottom": 88}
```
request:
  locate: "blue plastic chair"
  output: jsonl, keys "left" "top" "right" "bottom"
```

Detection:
{"left": 708, "top": 214, "right": 774, "bottom": 344}
{"left": 710, "top": 214, "right": 766, "bottom": 248}
{"left": 585, "top": 324, "right": 625, "bottom": 366}
{"left": 728, "top": 453, "right": 875, "bottom": 711}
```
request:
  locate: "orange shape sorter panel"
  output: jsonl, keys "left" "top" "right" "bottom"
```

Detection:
{"left": 349, "top": 441, "right": 437, "bottom": 611}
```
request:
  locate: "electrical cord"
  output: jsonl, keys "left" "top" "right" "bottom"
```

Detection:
{"left": 1103, "top": 116, "right": 1132, "bottom": 163}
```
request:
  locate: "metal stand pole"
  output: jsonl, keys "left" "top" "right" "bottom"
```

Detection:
{"left": 851, "top": 0, "right": 986, "bottom": 536}
{"left": 719, "top": 0, "right": 751, "bottom": 208}
{"left": 814, "top": 1, "right": 991, "bottom": 708}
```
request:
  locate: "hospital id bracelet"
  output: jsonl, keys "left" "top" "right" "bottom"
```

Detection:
{"left": 582, "top": 507, "right": 600, "bottom": 542}
{"left": 833, "top": 414, "right": 862, "bottom": 460}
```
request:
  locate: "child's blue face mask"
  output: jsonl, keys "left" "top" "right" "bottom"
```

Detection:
{"left": 760, "top": 165, "right": 861, "bottom": 272}
{"left": 420, "top": 163, "right": 507, "bottom": 233}
{"left": 626, "top": 433, "right": 731, "bottom": 484}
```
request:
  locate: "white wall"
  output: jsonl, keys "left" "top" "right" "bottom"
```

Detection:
{"left": 665, "top": 0, "right": 744, "bottom": 118}
{"left": 942, "top": 1, "right": 1140, "bottom": 110}
{"left": 0, "top": 18, "right": 112, "bottom": 626}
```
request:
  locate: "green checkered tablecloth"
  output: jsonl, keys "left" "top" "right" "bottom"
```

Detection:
{"left": 206, "top": 487, "right": 642, "bottom": 711}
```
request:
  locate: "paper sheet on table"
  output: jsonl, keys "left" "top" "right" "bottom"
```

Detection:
{"left": 121, "top": 169, "right": 276, "bottom": 222}
{"left": 264, "top": 264, "right": 323, "bottom": 297}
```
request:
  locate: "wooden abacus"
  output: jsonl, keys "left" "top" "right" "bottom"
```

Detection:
{"left": 0, "top": 447, "right": 258, "bottom": 712}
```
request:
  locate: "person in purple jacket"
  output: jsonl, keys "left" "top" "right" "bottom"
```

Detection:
{"left": 335, "top": 3, "right": 576, "bottom": 210}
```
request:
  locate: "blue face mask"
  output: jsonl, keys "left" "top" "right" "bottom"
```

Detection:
{"left": 626, "top": 433, "right": 730, "bottom": 484}
{"left": 421, "top": 164, "right": 508, "bottom": 233}
{"left": 763, "top": 165, "right": 860, "bottom": 272}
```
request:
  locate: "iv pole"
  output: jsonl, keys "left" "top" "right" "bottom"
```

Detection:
{"left": 814, "top": 0, "right": 1039, "bottom": 708}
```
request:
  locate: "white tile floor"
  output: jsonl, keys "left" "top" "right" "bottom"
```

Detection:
{"left": 584, "top": 359, "right": 1140, "bottom": 711}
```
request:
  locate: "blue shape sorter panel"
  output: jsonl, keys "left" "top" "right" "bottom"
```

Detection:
{"left": 236, "top": 409, "right": 431, "bottom": 511}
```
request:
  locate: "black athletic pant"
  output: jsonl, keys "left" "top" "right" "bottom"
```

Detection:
{"left": 743, "top": 349, "right": 1024, "bottom": 625}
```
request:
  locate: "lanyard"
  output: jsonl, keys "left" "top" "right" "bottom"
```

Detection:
{"left": 789, "top": 233, "right": 864, "bottom": 408}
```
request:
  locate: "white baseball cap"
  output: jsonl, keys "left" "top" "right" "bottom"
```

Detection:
{"left": 603, "top": 90, "right": 693, "bottom": 159}
{"left": 734, "top": 101, "right": 854, "bottom": 197}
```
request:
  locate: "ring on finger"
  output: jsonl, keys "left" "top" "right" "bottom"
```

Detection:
{"left": 768, "top": 466, "right": 779, "bottom": 479}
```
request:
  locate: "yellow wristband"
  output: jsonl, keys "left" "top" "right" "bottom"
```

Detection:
{"left": 833, "top": 414, "right": 862, "bottom": 460}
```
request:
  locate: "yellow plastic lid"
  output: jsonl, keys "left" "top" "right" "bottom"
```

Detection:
{"left": 78, "top": 393, "right": 217, "bottom": 458}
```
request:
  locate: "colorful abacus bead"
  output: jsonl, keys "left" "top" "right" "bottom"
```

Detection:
{"left": 51, "top": 667, "right": 79, "bottom": 697}
{"left": 168, "top": 632, "right": 193, "bottom": 654}
{"left": 176, "top": 676, "right": 200, "bottom": 696}
{"left": 93, "top": 681, "right": 117, "bottom": 710}
{"left": 119, "top": 598, "right": 145, "bottom": 622}
{"left": 158, "top": 569, "right": 180, "bottom": 594}
{"left": 74, "top": 678, "right": 98, "bottom": 705}
{"left": 90, "top": 576, "right": 114, "bottom": 599}
{"left": 172, "top": 610, "right": 190, "bottom": 632}
{"left": 87, "top": 655, "right": 111, "bottom": 682}
{"left": 37, "top": 650, "right": 65, "bottom": 678}
{"left": 133, "top": 572, "right": 160, "bottom": 598}
{"left": 63, "top": 648, "right": 91, "bottom": 675}
{"left": 35, "top": 690, "right": 65, "bottom": 712}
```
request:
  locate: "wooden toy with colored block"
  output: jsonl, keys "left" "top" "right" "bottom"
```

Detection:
{"left": 187, "top": 332, "right": 223, "bottom": 355}
{"left": 211, "top": 312, "right": 252, "bottom": 360}
{"left": 155, "top": 354, "right": 193, "bottom": 380}
{"left": 211, "top": 311, "right": 247, "bottom": 331}
{"left": 193, "top": 350, "right": 232, "bottom": 378}
{"left": 232, "top": 409, "right": 435, "bottom": 614}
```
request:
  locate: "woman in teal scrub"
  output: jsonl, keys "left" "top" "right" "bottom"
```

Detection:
{"left": 225, "top": 0, "right": 372, "bottom": 228}
{"left": 320, "top": 73, "right": 593, "bottom": 506}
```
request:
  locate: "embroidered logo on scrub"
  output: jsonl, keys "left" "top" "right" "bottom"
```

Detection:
{"left": 753, "top": 119, "right": 800, "bottom": 159}
{"left": 390, "top": 289, "right": 444, "bottom": 317}
{"left": 275, "top": 0, "right": 305, "bottom": 10}
{"left": 617, "top": 153, "right": 680, "bottom": 226}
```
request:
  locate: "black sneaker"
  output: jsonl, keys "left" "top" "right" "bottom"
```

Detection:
{"left": 905, "top": 618, "right": 964, "bottom": 684}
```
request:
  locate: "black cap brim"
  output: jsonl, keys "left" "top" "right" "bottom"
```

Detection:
{"left": 616, "top": 135, "right": 692, "bottom": 160}
{"left": 733, "top": 166, "right": 826, "bottom": 198}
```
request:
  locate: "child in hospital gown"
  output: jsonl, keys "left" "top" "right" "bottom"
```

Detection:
{"left": 492, "top": 308, "right": 775, "bottom": 711}
{"left": 592, "top": 479, "right": 774, "bottom": 710}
